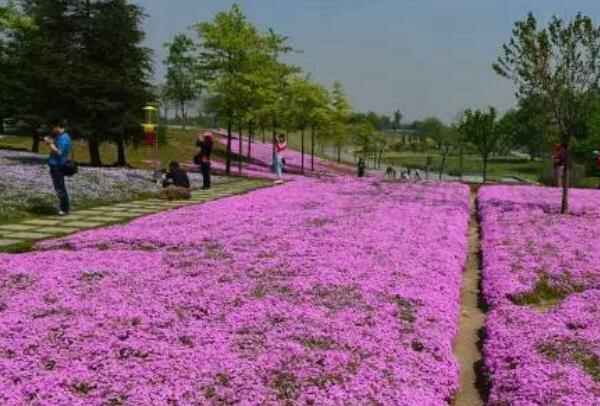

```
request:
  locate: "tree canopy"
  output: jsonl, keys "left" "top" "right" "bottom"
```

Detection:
{"left": 494, "top": 12, "right": 600, "bottom": 212}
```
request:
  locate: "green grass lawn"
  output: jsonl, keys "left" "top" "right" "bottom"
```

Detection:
{"left": 0, "top": 128, "right": 334, "bottom": 168}
{"left": 384, "top": 151, "right": 543, "bottom": 182}
{"left": 0, "top": 129, "right": 205, "bottom": 169}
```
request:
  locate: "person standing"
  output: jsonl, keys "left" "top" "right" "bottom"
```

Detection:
{"left": 357, "top": 158, "right": 366, "bottom": 177}
{"left": 274, "top": 134, "right": 287, "bottom": 182}
{"left": 196, "top": 131, "right": 213, "bottom": 189}
{"left": 45, "top": 120, "right": 72, "bottom": 216}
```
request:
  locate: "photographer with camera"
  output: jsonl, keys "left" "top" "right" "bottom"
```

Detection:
{"left": 45, "top": 120, "right": 73, "bottom": 216}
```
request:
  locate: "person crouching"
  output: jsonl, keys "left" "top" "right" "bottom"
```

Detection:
{"left": 160, "top": 161, "right": 191, "bottom": 200}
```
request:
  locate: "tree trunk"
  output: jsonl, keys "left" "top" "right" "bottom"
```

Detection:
{"left": 226, "top": 119, "right": 232, "bottom": 175}
{"left": 31, "top": 131, "right": 41, "bottom": 153}
{"left": 116, "top": 138, "right": 127, "bottom": 166}
{"left": 301, "top": 127, "right": 305, "bottom": 173}
{"left": 238, "top": 121, "right": 243, "bottom": 174}
{"left": 311, "top": 126, "right": 315, "bottom": 171}
{"left": 88, "top": 138, "right": 102, "bottom": 167}
{"left": 261, "top": 126, "right": 266, "bottom": 143}
{"left": 439, "top": 151, "right": 447, "bottom": 181}
{"left": 247, "top": 122, "right": 253, "bottom": 162}
{"left": 272, "top": 116, "right": 277, "bottom": 172}
{"left": 482, "top": 154, "right": 488, "bottom": 183}
{"left": 181, "top": 102, "right": 187, "bottom": 130}
{"left": 459, "top": 146, "right": 464, "bottom": 180}
{"left": 561, "top": 147, "right": 570, "bottom": 214}
{"left": 337, "top": 145, "right": 341, "bottom": 163}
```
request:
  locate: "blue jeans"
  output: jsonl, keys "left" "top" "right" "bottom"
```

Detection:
{"left": 50, "top": 166, "right": 70, "bottom": 213}
{"left": 275, "top": 155, "right": 283, "bottom": 178}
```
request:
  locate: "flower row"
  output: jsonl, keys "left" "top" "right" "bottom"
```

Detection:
{"left": 1, "top": 178, "right": 470, "bottom": 405}
{"left": 480, "top": 185, "right": 600, "bottom": 405}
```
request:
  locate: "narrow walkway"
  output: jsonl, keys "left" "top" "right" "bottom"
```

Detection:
{"left": 0, "top": 178, "right": 271, "bottom": 252}
{"left": 454, "top": 190, "right": 486, "bottom": 406}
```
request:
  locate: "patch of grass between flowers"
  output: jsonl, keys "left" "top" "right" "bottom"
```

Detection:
{"left": 510, "top": 275, "right": 585, "bottom": 310}
{"left": 539, "top": 340, "right": 600, "bottom": 383}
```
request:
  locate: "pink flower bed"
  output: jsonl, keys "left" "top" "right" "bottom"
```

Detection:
{"left": 1, "top": 178, "right": 469, "bottom": 405}
{"left": 211, "top": 129, "right": 347, "bottom": 175}
{"left": 479, "top": 185, "right": 600, "bottom": 405}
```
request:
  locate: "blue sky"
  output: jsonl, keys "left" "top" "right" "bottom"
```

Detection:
{"left": 135, "top": 0, "right": 600, "bottom": 122}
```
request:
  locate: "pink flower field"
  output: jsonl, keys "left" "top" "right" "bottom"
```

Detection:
{"left": 211, "top": 130, "right": 351, "bottom": 176}
{"left": 479, "top": 185, "right": 600, "bottom": 405}
{"left": 0, "top": 178, "right": 469, "bottom": 405}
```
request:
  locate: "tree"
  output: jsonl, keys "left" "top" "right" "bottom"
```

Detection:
{"left": 460, "top": 107, "right": 503, "bottom": 183}
{"left": 435, "top": 126, "right": 457, "bottom": 180}
{"left": 195, "top": 5, "right": 257, "bottom": 174}
{"left": 163, "top": 34, "right": 201, "bottom": 129}
{"left": 155, "top": 82, "right": 174, "bottom": 120}
{"left": 393, "top": 109, "right": 402, "bottom": 131}
{"left": 352, "top": 120, "right": 376, "bottom": 164}
{"left": 195, "top": 5, "right": 293, "bottom": 175}
{"left": 10, "top": 0, "right": 153, "bottom": 165}
{"left": 306, "top": 84, "right": 331, "bottom": 171}
{"left": 330, "top": 81, "right": 352, "bottom": 163}
{"left": 285, "top": 75, "right": 329, "bottom": 172}
{"left": 494, "top": 13, "right": 600, "bottom": 213}
{"left": 373, "top": 131, "right": 389, "bottom": 169}
{"left": 498, "top": 100, "right": 548, "bottom": 160}
{"left": 421, "top": 117, "right": 456, "bottom": 179}
{"left": 81, "top": 0, "right": 154, "bottom": 166}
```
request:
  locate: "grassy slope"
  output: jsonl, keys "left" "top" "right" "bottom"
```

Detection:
{"left": 0, "top": 129, "right": 204, "bottom": 169}
{"left": 383, "top": 152, "right": 543, "bottom": 182}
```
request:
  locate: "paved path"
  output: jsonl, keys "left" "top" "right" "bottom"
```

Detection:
{"left": 0, "top": 178, "right": 270, "bottom": 252}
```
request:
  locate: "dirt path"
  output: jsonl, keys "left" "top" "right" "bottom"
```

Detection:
{"left": 454, "top": 190, "right": 486, "bottom": 406}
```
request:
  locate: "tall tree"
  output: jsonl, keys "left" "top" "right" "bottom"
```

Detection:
{"left": 11, "top": 0, "right": 152, "bottom": 165}
{"left": 498, "top": 99, "right": 548, "bottom": 160}
{"left": 285, "top": 75, "right": 327, "bottom": 172}
{"left": 307, "top": 84, "right": 331, "bottom": 171}
{"left": 163, "top": 34, "right": 201, "bottom": 129}
{"left": 494, "top": 13, "right": 600, "bottom": 213}
{"left": 460, "top": 107, "right": 503, "bottom": 183}
{"left": 393, "top": 109, "right": 402, "bottom": 131}
{"left": 421, "top": 117, "right": 455, "bottom": 179}
{"left": 195, "top": 5, "right": 293, "bottom": 174}
{"left": 330, "top": 81, "right": 351, "bottom": 163}
{"left": 82, "top": 0, "right": 153, "bottom": 166}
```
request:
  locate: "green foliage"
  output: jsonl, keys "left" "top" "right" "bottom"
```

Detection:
{"left": 496, "top": 94, "right": 555, "bottom": 160}
{"left": 352, "top": 120, "right": 377, "bottom": 156}
{"left": 329, "top": 81, "right": 352, "bottom": 162}
{"left": 5, "top": 0, "right": 153, "bottom": 166}
{"left": 193, "top": 4, "right": 298, "bottom": 172}
{"left": 459, "top": 107, "right": 503, "bottom": 182}
{"left": 494, "top": 12, "right": 600, "bottom": 212}
{"left": 393, "top": 110, "right": 402, "bottom": 131}
{"left": 163, "top": 34, "right": 202, "bottom": 126}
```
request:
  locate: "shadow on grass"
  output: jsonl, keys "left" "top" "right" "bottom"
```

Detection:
{"left": 0, "top": 240, "right": 34, "bottom": 254}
